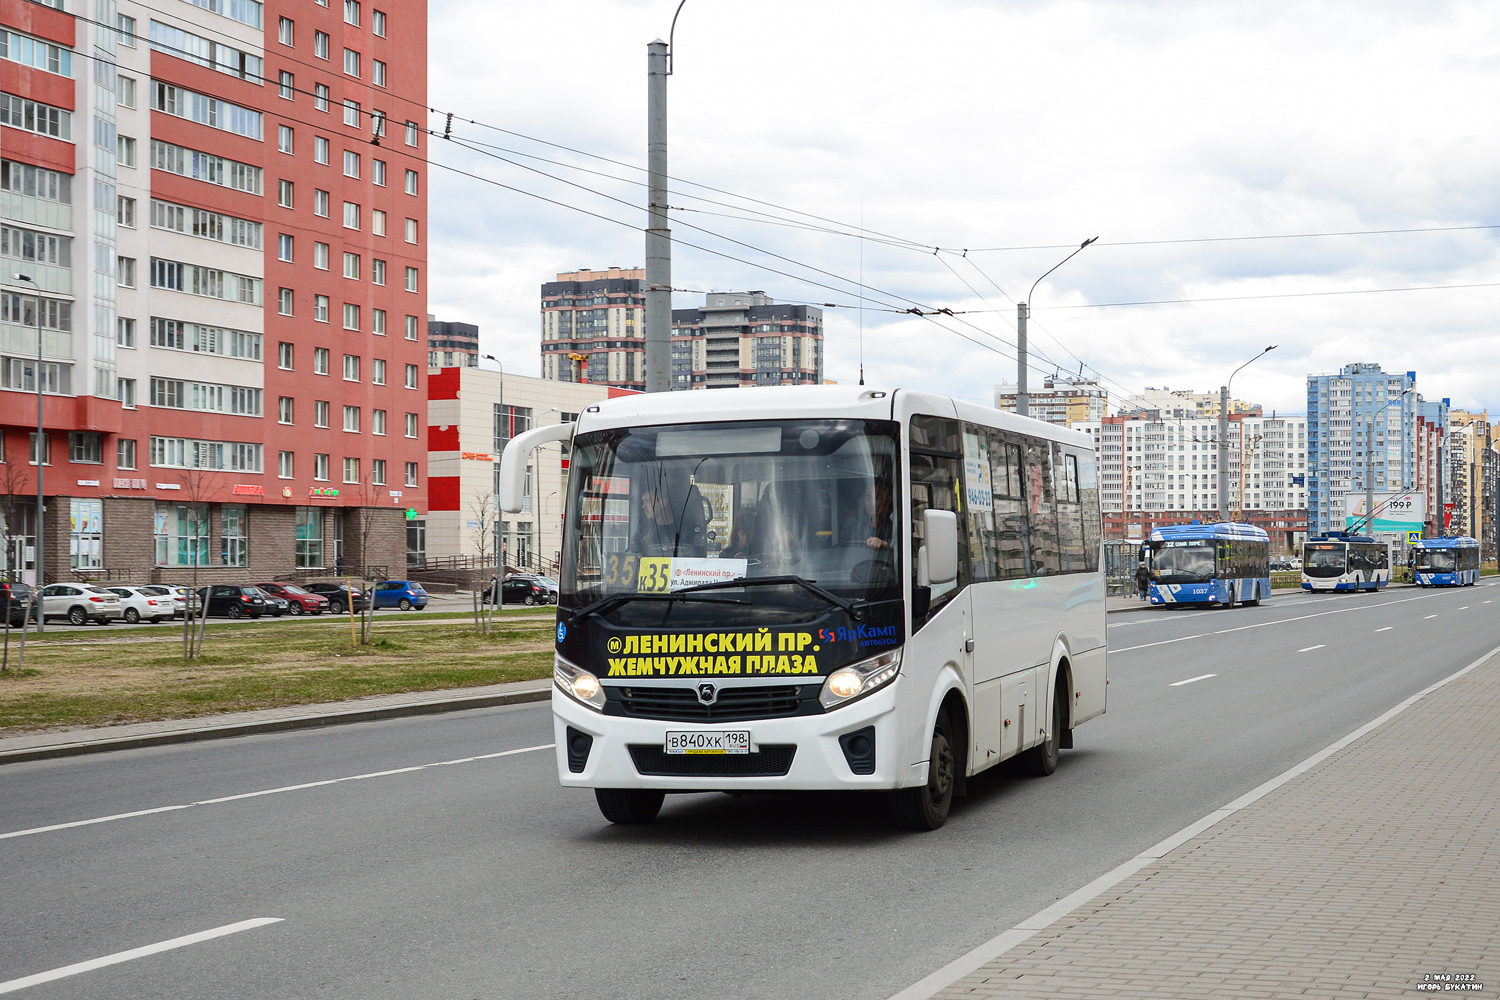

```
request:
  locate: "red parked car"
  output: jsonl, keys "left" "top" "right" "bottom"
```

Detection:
{"left": 256, "top": 582, "right": 331, "bottom": 615}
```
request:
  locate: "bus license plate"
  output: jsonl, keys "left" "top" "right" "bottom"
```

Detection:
{"left": 665, "top": 731, "right": 750, "bottom": 755}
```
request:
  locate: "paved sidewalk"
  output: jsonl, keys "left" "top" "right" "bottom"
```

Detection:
{"left": 921, "top": 648, "right": 1500, "bottom": 999}
{"left": 0, "top": 676, "right": 551, "bottom": 764}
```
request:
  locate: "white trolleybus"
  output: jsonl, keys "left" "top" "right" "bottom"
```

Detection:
{"left": 1301, "top": 533, "right": 1392, "bottom": 592}
{"left": 499, "top": 386, "right": 1107, "bottom": 830}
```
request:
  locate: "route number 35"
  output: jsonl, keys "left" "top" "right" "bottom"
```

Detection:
{"left": 636, "top": 557, "right": 672, "bottom": 594}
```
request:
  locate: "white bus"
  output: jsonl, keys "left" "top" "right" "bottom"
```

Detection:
{"left": 499, "top": 386, "right": 1107, "bottom": 830}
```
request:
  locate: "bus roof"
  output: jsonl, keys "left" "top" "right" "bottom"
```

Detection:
{"left": 1149, "top": 521, "right": 1269, "bottom": 542}
{"left": 1308, "top": 533, "right": 1378, "bottom": 544}
{"left": 1414, "top": 536, "right": 1479, "bottom": 549}
{"left": 573, "top": 385, "right": 1093, "bottom": 448}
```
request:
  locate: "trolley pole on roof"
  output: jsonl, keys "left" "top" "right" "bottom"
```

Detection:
{"left": 644, "top": 32, "right": 675, "bottom": 393}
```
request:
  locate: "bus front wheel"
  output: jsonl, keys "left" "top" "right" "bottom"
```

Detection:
{"left": 595, "top": 788, "right": 665, "bottom": 825}
{"left": 891, "top": 711, "right": 955, "bottom": 831}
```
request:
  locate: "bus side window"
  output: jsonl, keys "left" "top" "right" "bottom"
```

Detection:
{"left": 909, "top": 415, "right": 969, "bottom": 630}
{"left": 1025, "top": 437, "right": 1060, "bottom": 577}
{"left": 962, "top": 426, "right": 997, "bottom": 583}
{"left": 991, "top": 433, "right": 1030, "bottom": 579}
{"left": 1054, "top": 444, "right": 1087, "bottom": 574}
{"left": 1074, "top": 445, "right": 1101, "bottom": 573}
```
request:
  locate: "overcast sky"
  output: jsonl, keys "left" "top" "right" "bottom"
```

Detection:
{"left": 426, "top": 0, "right": 1500, "bottom": 418}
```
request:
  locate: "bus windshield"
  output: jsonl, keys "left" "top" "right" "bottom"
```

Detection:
{"left": 1416, "top": 550, "right": 1456, "bottom": 573}
{"left": 561, "top": 418, "right": 901, "bottom": 626}
{"left": 1303, "top": 544, "right": 1347, "bottom": 577}
{"left": 1150, "top": 541, "right": 1215, "bottom": 583}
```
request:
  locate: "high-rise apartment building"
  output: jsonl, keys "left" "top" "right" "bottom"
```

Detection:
{"left": 1119, "top": 386, "right": 1261, "bottom": 420}
{"left": 1447, "top": 410, "right": 1494, "bottom": 550}
{"left": 1305, "top": 363, "right": 1447, "bottom": 538}
{"left": 1, "top": 0, "right": 428, "bottom": 583}
{"left": 994, "top": 377, "right": 1107, "bottom": 426}
{"left": 427, "top": 315, "right": 477, "bottom": 369}
{"left": 540, "top": 275, "right": 823, "bottom": 391}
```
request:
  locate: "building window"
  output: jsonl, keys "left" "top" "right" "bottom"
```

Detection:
{"left": 28, "top": 432, "right": 50, "bottom": 466}
{"left": 314, "top": 189, "right": 330, "bottom": 217}
{"left": 314, "top": 83, "right": 329, "bottom": 112}
{"left": 404, "top": 266, "right": 418, "bottom": 292}
{"left": 295, "top": 507, "right": 323, "bottom": 567}
{"left": 343, "top": 48, "right": 360, "bottom": 77}
{"left": 343, "top": 150, "right": 360, "bottom": 178}
{"left": 314, "top": 400, "right": 330, "bottom": 428}
{"left": 278, "top": 342, "right": 293, "bottom": 369}
{"left": 372, "top": 209, "right": 386, "bottom": 236}
{"left": 372, "top": 59, "right": 386, "bottom": 87}
{"left": 313, "top": 454, "right": 330, "bottom": 481}
{"left": 343, "top": 99, "right": 360, "bottom": 128}
{"left": 154, "top": 503, "right": 211, "bottom": 568}
{"left": 118, "top": 378, "right": 136, "bottom": 408}
{"left": 314, "top": 30, "right": 329, "bottom": 60}
{"left": 314, "top": 295, "right": 329, "bottom": 322}
{"left": 116, "top": 257, "right": 136, "bottom": 287}
{"left": 371, "top": 259, "right": 386, "bottom": 285}
{"left": 404, "top": 363, "right": 417, "bottom": 388}
{"left": 372, "top": 159, "right": 386, "bottom": 186}
{"left": 278, "top": 125, "right": 293, "bottom": 153}
{"left": 343, "top": 303, "right": 360, "bottom": 330}
{"left": 314, "top": 242, "right": 329, "bottom": 270}
{"left": 278, "top": 287, "right": 294, "bottom": 315}
{"left": 405, "top": 218, "right": 418, "bottom": 243}
{"left": 343, "top": 354, "right": 360, "bottom": 381}
{"left": 494, "top": 405, "right": 533, "bottom": 458}
{"left": 278, "top": 233, "right": 293, "bottom": 262}
{"left": 278, "top": 179, "right": 294, "bottom": 208}
{"left": 117, "top": 135, "right": 136, "bottom": 167}
{"left": 117, "top": 317, "right": 136, "bottom": 347}
{"left": 372, "top": 308, "right": 386, "bottom": 336}
{"left": 277, "top": 396, "right": 294, "bottom": 424}
{"left": 278, "top": 70, "right": 294, "bottom": 100}
{"left": 405, "top": 121, "right": 418, "bottom": 147}
{"left": 278, "top": 16, "right": 294, "bottom": 45}
{"left": 118, "top": 14, "right": 137, "bottom": 46}
{"left": 402, "top": 170, "right": 419, "bottom": 197}
{"left": 368, "top": 358, "right": 385, "bottom": 385}
{"left": 279, "top": 450, "right": 294, "bottom": 478}
{"left": 314, "top": 136, "right": 329, "bottom": 163}
{"left": 314, "top": 347, "right": 330, "bottom": 374}
{"left": 372, "top": 408, "right": 386, "bottom": 435}
{"left": 343, "top": 457, "right": 360, "bottom": 484}
{"left": 373, "top": 9, "right": 386, "bottom": 36}
{"left": 405, "top": 412, "right": 417, "bottom": 438}
{"left": 221, "top": 506, "right": 248, "bottom": 567}
{"left": 405, "top": 314, "right": 418, "bottom": 340}
{"left": 118, "top": 196, "right": 136, "bottom": 226}
{"left": 343, "top": 202, "right": 360, "bottom": 230}
{"left": 69, "top": 432, "right": 103, "bottom": 464}
{"left": 405, "top": 462, "right": 417, "bottom": 487}
{"left": 343, "top": 252, "right": 360, "bottom": 279}
{"left": 343, "top": 405, "right": 360, "bottom": 432}
{"left": 118, "top": 438, "right": 137, "bottom": 469}
{"left": 344, "top": 0, "right": 361, "bottom": 25}
{"left": 371, "top": 458, "right": 385, "bottom": 485}
{"left": 118, "top": 75, "right": 137, "bottom": 108}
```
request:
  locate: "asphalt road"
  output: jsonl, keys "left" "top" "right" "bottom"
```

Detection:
{"left": 2, "top": 583, "right": 1497, "bottom": 999}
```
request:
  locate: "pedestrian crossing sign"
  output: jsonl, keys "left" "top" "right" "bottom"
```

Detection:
{"left": 1407, "top": 531, "right": 1422, "bottom": 543}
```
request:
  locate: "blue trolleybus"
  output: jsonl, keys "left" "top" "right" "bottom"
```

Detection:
{"left": 1301, "top": 534, "right": 1391, "bottom": 592}
{"left": 1412, "top": 536, "right": 1480, "bottom": 587}
{"left": 1146, "top": 522, "right": 1272, "bottom": 607}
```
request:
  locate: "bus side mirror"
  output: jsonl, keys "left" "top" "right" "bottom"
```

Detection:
{"left": 923, "top": 509, "right": 959, "bottom": 586}
{"left": 498, "top": 422, "right": 576, "bottom": 513}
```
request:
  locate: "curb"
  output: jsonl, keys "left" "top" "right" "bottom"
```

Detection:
{"left": 0, "top": 686, "right": 552, "bottom": 766}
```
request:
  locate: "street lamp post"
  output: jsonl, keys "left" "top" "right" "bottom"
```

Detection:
{"left": 1017, "top": 237, "right": 1097, "bottom": 417}
{"left": 13, "top": 275, "right": 44, "bottom": 631}
{"left": 1218, "top": 345, "right": 1277, "bottom": 523}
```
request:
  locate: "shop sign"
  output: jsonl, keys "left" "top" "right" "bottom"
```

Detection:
{"left": 310, "top": 487, "right": 339, "bottom": 498}
{"left": 112, "top": 478, "right": 148, "bottom": 489}
{"left": 232, "top": 484, "right": 265, "bottom": 496}
{"left": 156, "top": 483, "right": 181, "bottom": 491}
{"left": 462, "top": 451, "right": 495, "bottom": 462}
{"left": 76, "top": 479, "right": 100, "bottom": 487}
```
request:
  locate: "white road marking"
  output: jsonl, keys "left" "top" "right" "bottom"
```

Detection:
{"left": 1111, "top": 591, "right": 1437, "bottom": 654}
{"left": 1459, "top": 607, "right": 1469, "bottom": 610}
{"left": 1169, "top": 674, "right": 1216, "bottom": 687}
{"left": 1298, "top": 645, "right": 1326, "bottom": 653}
{"left": 0, "top": 743, "right": 554, "bottom": 841}
{"left": 887, "top": 640, "right": 1500, "bottom": 1000}
{"left": 0, "top": 918, "right": 282, "bottom": 995}
{"left": 1486, "top": 601, "right": 1493, "bottom": 605}
{"left": 1375, "top": 627, "right": 1394, "bottom": 633}
{"left": 1424, "top": 614, "right": 1438, "bottom": 619}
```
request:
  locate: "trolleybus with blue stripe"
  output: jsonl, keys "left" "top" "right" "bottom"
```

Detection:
{"left": 1412, "top": 536, "right": 1480, "bottom": 587}
{"left": 1146, "top": 522, "right": 1271, "bottom": 607}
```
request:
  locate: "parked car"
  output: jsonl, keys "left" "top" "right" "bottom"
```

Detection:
{"left": 303, "top": 581, "right": 365, "bottom": 614}
{"left": 0, "top": 581, "right": 37, "bottom": 627}
{"left": 140, "top": 585, "right": 189, "bottom": 618}
{"left": 107, "top": 586, "right": 175, "bottom": 624}
{"left": 486, "top": 574, "right": 556, "bottom": 606}
{"left": 372, "top": 580, "right": 429, "bottom": 611}
{"left": 194, "top": 585, "right": 268, "bottom": 619}
{"left": 256, "top": 583, "right": 329, "bottom": 616}
{"left": 40, "top": 583, "right": 124, "bottom": 625}
{"left": 255, "top": 589, "right": 290, "bottom": 616}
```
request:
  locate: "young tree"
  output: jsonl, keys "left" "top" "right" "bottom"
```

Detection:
{"left": 173, "top": 467, "right": 216, "bottom": 660}
{"left": 468, "top": 491, "right": 498, "bottom": 635}
{"left": 0, "top": 459, "right": 36, "bottom": 671}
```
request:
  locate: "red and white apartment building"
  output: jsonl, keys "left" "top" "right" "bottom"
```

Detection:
{"left": 0, "top": 0, "right": 427, "bottom": 583}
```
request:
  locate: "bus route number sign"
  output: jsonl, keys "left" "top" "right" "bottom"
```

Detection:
{"left": 666, "top": 730, "right": 750, "bottom": 755}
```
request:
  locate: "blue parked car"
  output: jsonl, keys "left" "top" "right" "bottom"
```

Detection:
{"left": 372, "top": 580, "right": 429, "bottom": 611}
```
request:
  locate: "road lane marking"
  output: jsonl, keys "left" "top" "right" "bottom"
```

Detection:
{"left": 1424, "top": 614, "right": 1438, "bottom": 619}
{"left": 0, "top": 918, "right": 282, "bottom": 995}
{"left": 1111, "top": 591, "right": 1439, "bottom": 654}
{"left": 1298, "top": 645, "right": 1326, "bottom": 653}
{"left": 888, "top": 639, "right": 1500, "bottom": 1000}
{"left": 1169, "top": 674, "right": 1216, "bottom": 687}
{"left": 1375, "top": 627, "right": 1394, "bottom": 633}
{"left": 1459, "top": 607, "right": 1469, "bottom": 610}
{"left": 0, "top": 743, "right": 554, "bottom": 841}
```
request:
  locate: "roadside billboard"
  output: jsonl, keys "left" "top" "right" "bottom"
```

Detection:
{"left": 1344, "top": 491, "right": 1426, "bottom": 534}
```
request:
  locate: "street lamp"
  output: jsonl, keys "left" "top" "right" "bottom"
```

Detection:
{"left": 1218, "top": 345, "right": 1277, "bottom": 522}
{"left": 1017, "top": 237, "right": 1097, "bottom": 417}
{"left": 13, "top": 274, "right": 45, "bottom": 631}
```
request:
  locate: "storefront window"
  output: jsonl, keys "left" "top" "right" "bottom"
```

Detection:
{"left": 221, "top": 505, "right": 247, "bottom": 566}
{"left": 154, "top": 503, "right": 209, "bottom": 566}
{"left": 69, "top": 499, "right": 103, "bottom": 570}
{"left": 295, "top": 507, "right": 324, "bottom": 568}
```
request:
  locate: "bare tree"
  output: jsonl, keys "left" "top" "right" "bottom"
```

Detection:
{"left": 342, "top": 486, "right": 386, "bottom": 645}
{"left": 172, "top": 467, "right": 216, "bottom": 660}
{"left": 0, "top": 459, "right": 35, "bottom": 672}
{"left": 468, "top": 491, "right": 498, "bottom": 635}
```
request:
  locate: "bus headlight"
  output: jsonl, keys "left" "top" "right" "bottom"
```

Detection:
{"left": 819, "top": 649, "right": 902, "bottom": 710}
{"left": 554, "top": 655, "right": 606, "bottom": 711}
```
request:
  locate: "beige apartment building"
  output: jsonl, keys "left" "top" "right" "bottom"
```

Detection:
{"left": 994, "top": 378, "right": 1109, "bottom": 426}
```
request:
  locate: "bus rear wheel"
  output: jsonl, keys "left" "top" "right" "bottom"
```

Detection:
{"left": 1244, "top": 585, "right": 1261, "bottom": 607}
{"left": 891, "top": 711, "right": 955, "bottom": 831}
{"left": 1024, "top": 681, "right": 1065, "bottom": 777}
{"left": 595, "top": 788, "right": 665, "bottom": 825}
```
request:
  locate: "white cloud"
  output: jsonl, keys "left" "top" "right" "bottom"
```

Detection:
{"left": 430, "top": 0, "right": 1500, "bottom": 416}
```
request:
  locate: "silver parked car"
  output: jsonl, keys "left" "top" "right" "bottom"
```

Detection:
{"left": 108, "top": 586, "right": 176, "bottom": 624}
{"left": 40, "top": 583, "right": 124, "bottom": 625}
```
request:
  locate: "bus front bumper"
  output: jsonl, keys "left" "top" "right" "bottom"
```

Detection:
{"left": 552, "top": 681, "right": 904, "bottom": 792}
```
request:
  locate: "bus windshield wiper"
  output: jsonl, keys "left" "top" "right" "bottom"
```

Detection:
{"left": 670, "top": 575, "right": 866, "bottom": 620}
{"left": 570, "top": 591, "right": 749, "bottom": 623}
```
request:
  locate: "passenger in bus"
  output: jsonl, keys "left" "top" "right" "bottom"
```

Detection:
{"left": 722, "top": 514, "right": 756, "bottom": 560}
{"left": 864, "top": 479, "right": 896, "bottom": 551}
{"left": 634, "top": 480, "right": 709, "bottom": 558}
